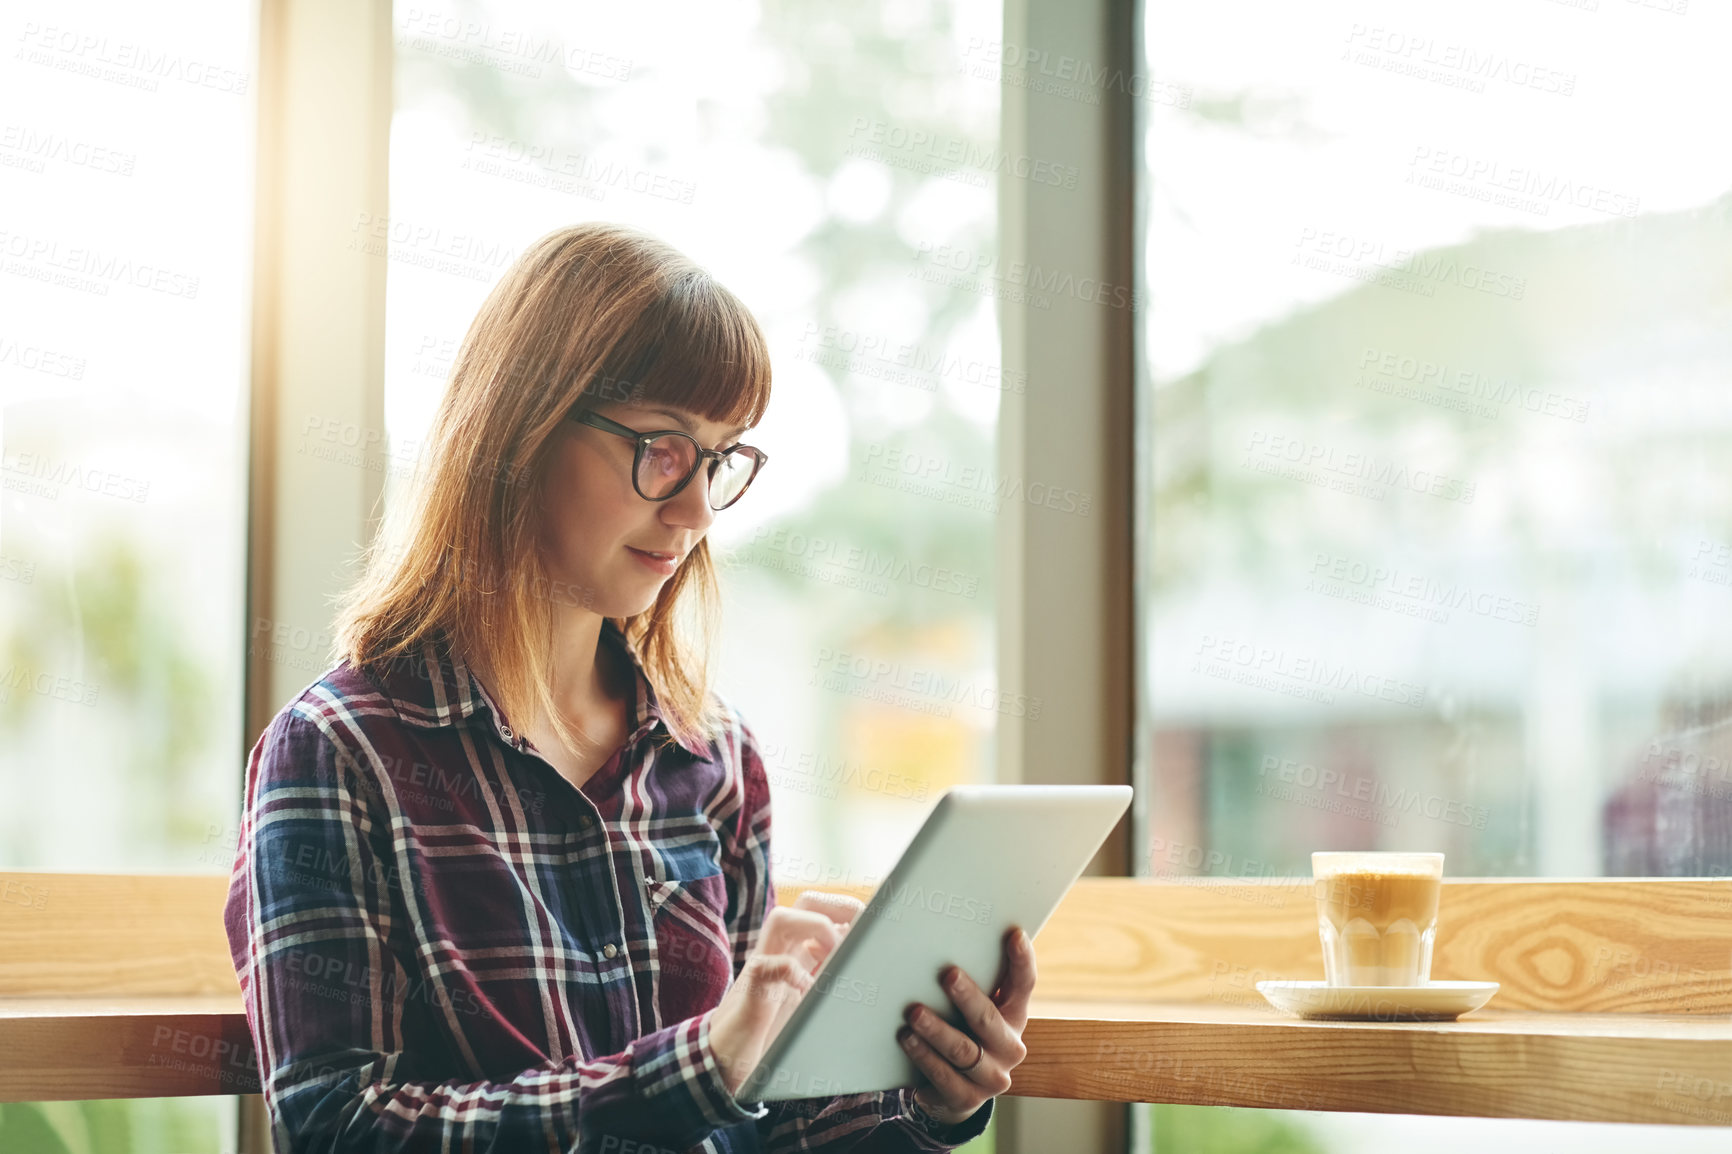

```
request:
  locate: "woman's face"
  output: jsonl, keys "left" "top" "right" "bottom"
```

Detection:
{"left": 537, "top": 400, "right": 750, "bottom": 618}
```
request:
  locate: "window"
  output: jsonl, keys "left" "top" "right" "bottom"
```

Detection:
{"left": 1138, "top": 0, "right": 1732, "bottom": 1148}
{"left": 386, "top": 0, "right": 1006, "bottom": 891}
{"left": 0, "top": 0, "right": 256, "bottom": 1148}
{"left": 1141, "top": 0, "right": 1732, "bottom": 881}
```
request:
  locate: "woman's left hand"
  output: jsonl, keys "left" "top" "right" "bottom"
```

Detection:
{"left": 896, "top": 924, "right": 1037, "bottom": 1127}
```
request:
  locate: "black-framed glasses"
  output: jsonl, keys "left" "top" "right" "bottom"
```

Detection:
{"left": 568, "top": 407, "right": 769, "bottom": 510}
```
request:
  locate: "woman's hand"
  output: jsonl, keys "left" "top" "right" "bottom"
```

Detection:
{"left": 897, "top": 925, "right": 1036, "bottom": 1128}
{"left": 709, "top": 890, "right": 865, "bottom": 1098}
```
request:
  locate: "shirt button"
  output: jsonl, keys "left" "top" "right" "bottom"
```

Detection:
{"left": 500, "top": 725, "right": 514, "bottom": 740}
{"left": 602, "top": 943, "right": 618, "bottom": 958}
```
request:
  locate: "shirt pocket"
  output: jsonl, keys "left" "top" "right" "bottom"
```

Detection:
{"left": 648, "top": 851, "right": 734, "bottom": 1020}
{"left": 647, "top": 851, "right": 728, "bottom": 932}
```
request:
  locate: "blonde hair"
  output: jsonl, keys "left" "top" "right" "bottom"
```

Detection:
{"left": 331, "top": 222, "right": 772, "bottom": 755}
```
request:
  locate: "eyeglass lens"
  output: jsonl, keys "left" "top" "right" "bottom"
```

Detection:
{"left": 637, "top": 434, "right": 757, "bottom": 506}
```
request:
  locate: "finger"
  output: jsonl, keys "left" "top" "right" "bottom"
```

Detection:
{"left": 903, "top": 1001, "right": 995, "bottom": 1086}
{"left": 731, "top": 953, "right": 815, "bottom": 1042}
{"left": 938, "top": 965, "right": 1028, "bottom": 1070}
{"left": 988, "top": 926, "right": 1038, "bottom": 1029}
{"left": 759, "top": 906, "right": 848, "bottom": 966}
{"left": 792, "top": 889, "right": 866, "bottom": 927}
{"left": 897, "top": 1024, "right": 1002, "bottom": 1108}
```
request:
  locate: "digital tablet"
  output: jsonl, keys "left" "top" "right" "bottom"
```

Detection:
{"left": 737, "top": 784, "right": 1133, "bottom": 1102}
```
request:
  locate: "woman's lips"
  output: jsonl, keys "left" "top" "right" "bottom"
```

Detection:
{"left": 627, "top": 547, "right": 678, "bottom": 575}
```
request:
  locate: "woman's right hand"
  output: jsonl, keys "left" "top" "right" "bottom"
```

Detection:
{"left": 709, "top": 890, "right": 866, "bottom": 1098}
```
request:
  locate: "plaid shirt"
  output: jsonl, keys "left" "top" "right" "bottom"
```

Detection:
{"left": 223, "top": 620, "right": 994, "bottom": 1153}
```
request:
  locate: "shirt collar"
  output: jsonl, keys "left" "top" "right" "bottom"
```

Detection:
{"left": 367, "top": 619, "right": 707, "bottom": 758}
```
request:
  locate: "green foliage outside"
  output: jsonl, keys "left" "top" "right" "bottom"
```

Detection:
{"left": 0, "top": 1100, "right": 228, "bottom": 1154}
{"left": 1150, "top": 1105, "right": 1325, "bottom": 1154}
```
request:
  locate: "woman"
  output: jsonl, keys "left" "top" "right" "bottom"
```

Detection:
{"left": 223, "top": 222, "right": 1033, "bottom": 1153}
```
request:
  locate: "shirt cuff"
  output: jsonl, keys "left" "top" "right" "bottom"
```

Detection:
{"left": 892, "top": 1087, "right": 995, "bottom": 1149}
{"left": 629, "top": 1008, "right": 770, "bottom": 1144}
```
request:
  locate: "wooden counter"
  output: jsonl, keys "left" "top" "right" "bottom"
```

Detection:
{"left": 3, "top": 994, "right": 1729, "bottom": 1127}
{"left": 3, "top": 873, "right": 1729, "bottom": 1126}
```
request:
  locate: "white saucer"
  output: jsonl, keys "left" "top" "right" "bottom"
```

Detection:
{"left": 1256, "top": 980, "right": 1500, "bottom": 1021}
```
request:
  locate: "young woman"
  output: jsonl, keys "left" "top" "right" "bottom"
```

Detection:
{"left": 223, "top": 222, "right": 1033, "bottom": 1153}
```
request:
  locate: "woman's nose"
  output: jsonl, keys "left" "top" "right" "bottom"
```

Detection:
{"left": 665, "top": 470, "right": 718, "bottom": 530}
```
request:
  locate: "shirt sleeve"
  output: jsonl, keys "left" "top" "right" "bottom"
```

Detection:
{"left": 223, "top": 701, "right": 764, "bottom": 1154}
{"left": 720, "top": 710, "right": 996, "bottom": 1153}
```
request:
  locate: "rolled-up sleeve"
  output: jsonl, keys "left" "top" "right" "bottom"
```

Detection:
{"left": 224, "top": 703, "right": 763, "bottom": 1153}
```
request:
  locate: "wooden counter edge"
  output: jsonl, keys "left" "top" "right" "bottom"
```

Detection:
{"left": 5, "top": 996, "right": 1729, "bottom": 1126}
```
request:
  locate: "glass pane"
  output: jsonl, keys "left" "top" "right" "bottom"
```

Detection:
{"left": 1144, "top": 1106, "right": 1732, "bottom": 1152}
{"left": 0, "top": 0, "right": 255, "bottom": 1147}
{"left": 1138, "top": 0, "right": 1732, "bottom": 1145}
{"left": 0, "top": 0, "right": 251, "bottom": 870}
{"left": 1141, "top": 0, "right": 1732, "bottom": 881}
{"left": 386, "top": 0, "right": 1004, "bottom": 890}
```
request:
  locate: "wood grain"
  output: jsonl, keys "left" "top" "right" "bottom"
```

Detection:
{"left": 781, "top": 877, "right": 1732, "bottom": 1014}
{"left": 6, "top": 994, "right": 1729, "bottom": 1126}
{"left": 3, "top": 873, "right": 1726, "bottom": 1013}
{"left": 1015, "top": 998, "right": 1732, "bottom": 1127}
{"left": 0, "top": 996, "right": 260, "bottom": 1100}
{"left": 0, "top": 874, "right": 239, "bottom": 997}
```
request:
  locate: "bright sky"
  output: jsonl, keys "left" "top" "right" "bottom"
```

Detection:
{"left": 1144, "top": 0, "right": 1732, "bottom": 379}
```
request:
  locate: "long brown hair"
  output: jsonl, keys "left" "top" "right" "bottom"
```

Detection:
{"left": 331, "top": 222, "right": 772, "bottom": 755}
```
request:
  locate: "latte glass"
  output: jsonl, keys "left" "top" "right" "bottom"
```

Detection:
{"left": 1312, "top": 852, "right": 1444, "bottom": 987}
